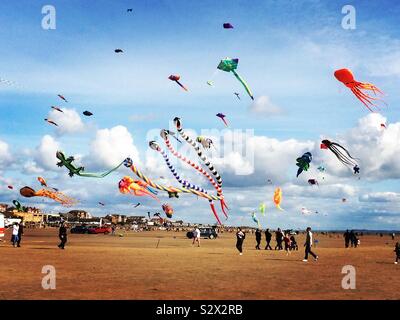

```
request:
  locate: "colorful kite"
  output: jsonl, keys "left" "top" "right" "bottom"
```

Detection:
{"left": 37, "top": 177, "right": 47, "bottom": 187}
{"left": 259, "top": 202, "right": 266, "bottom": 216}
{"left": 217, "top": 57, "right": 254, "bottom": 100}
{"left": 19, "top": 186, "right": 76, "bottom": 206}
{"left": 216, "top": 113, "right": 228, "bottom": 127}
{"left": 168, "top": 75, "right": 188, "bottom": 91}
{"left": 162, "top": 204, "right": 173, "bottom": 218}
{"left": 196, "top": 136, "right": 215, "bottom": 150}
{"left": 320, "top": 140, "right": 359, "bottom": 169}
{"left": 251, "top": 212, "right": 261, "bottom": 228}
{"left": 273, "top": 187, "right": 283, "bottom": 211}
{"left": 296, "top": 152, "right": 312, "bottom": 177}
{"left": 334, "top": 68, "right": 384, "bottom": 112}
{"left": 118, "top": 176, "right": 159, "bottom": 202}
{"left": 56, "top": 151, "right": 125, "bottom": 178}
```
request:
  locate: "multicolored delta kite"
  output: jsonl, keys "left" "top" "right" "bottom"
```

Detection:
{"left": 334, "top": 68, "right": 385, "bottom": 112}
{"left": 217, "top": 58, "right": 254, "bottom": 100}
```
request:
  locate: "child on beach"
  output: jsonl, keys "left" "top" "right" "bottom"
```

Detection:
{"left": 395, "top": 242, "right": 400, "bottom": 265}
{"left": 283, "top": 233, "right": 291, "bottom": 255}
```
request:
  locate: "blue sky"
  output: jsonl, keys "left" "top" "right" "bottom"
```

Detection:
{"left": 1, "top": 0, "right": 400, "bottom": 230}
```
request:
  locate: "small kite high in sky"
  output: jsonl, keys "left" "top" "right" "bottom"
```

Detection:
{"left": 216, "top": 113, "right": 228, "bottom": 127}
{"left": 57, "top": 94, "right": 68, "bottom": 102}
{"left": 114, "top": 49, "right": 124, "bottom": 53}
{"left": 45, "top": 118, "right": 58, "bottom": 126}
{"left": 234, "top": 92, "right": 240, "bottom": 100}
{"left": 207, "top": 80, "right": 213, "bottom": 86}
{"left": 83, "top": 111, "right": 93, "bottom": 116}
{"left": 223, "top": 23, "right": 234, "bottom": 29}
{"left": 51, "top": 106, "right": 63, "bottom": 113}
{"left": 308, "top": 179, "right": 318, "bottom": 186}
{"left": 217, "top": 57, "right": 254, "bottom": 100}
{"left": 127, "top": 8, "right": 133, "bottom": 12}
{"left": 168, "top": 75, "right": 188, "bottom": 91}
{"left": 334, "top": 68, "right": 385, "bottom": 112}
{"left": 37, "top": 177, "right": 47, "bottom": 187}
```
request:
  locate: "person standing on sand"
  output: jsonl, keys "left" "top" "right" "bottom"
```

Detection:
{"left": 275, "top": 228, "right": 283, "bottom": 250}
{"left": 283, "top": 233, "right": 291, "bottom": 256}
{"left": 265, "top": 228, "right": 272, "bottom": 250}
{"left": 255, "top": 229, "right": 262, "bottom": 250}
{"left": 303, "top": 227, "right": 318, "bottom": 262}
{"left": 11, "top": 222, "right": 19, "bottom": 248}
{"left": 344, "top": 230, "right": 350, "bottom": 248}
{"left": 192, "top": 226, "right": 201, "bottom": 247}
{"left": 394, "top": 242, "right": 400, "bottom": 265}
{"left": 236, "top": 227, "right": 245, "bottom": 255}
{"left": 17, "top": 221, "right": 24, "bottom": 247}
{"left": 58, "top": 223, "right": 68, "bottom": 250}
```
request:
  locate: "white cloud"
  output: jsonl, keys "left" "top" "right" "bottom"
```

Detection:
{"left": 87, "top": 125, "right": 140, "bottom": 169}
{"left": 33, "top": 135, "right": 60, "bottom": 171}
{"left": 360, "top": 192, "right": 400, "bottom": 203}
{"left": 47, "top": 108, "right": 85, "bottom": 135}
{"left": 0, "top": 139, "right": 12, "bottom": 168}
{"left": 248, "top": 95, "right": 282, "bottom": 117}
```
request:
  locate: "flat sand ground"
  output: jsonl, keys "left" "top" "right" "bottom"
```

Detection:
{"left": 0, "top": 228, "right": 399, "bottom": 300}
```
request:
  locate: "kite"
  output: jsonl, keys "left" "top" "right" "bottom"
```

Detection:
{"left": 308, "top": 179, "right": 319, "bottom": 186}
{"left": 163, "top": 130, "right": 182, "bottom": 143}
{"left": 127, "top": 8, "right": 133, "bottom": 12}
{"left": 83, "top": 111, "right": 93, "bottom": 116}
{"left": 296, "top": 152, "right": 312, "bottom": 177}
{"left": 114, "top": 49, "right": 124, "bottom": 53}
{"left": 19, "top": 186, "right": 76, "bottom": 206}
{"left": 118, "top": 176, "right": 159, "bottom": 201}
{"left": 51, "top": 106, "right": 63, "bottom": 113}
{"left": 342, "top": 198, "right": 347, "bottom": 203}
{"left": 301, "top": 207, "right": 313, "bottom": 215}
{"left": 162, "top": 204, "right": 173, "bottom": 218}
{"left": 57, "top": 94, "right": 68, "bottom": 102}
{"left": 168, "top": 191, "right": 179, "bottom": 198}
{"left": 172, "top": 118, "right": 228, "bottom": 215}
{"left": 153, "top": 213, "right": 164, "bottom": 223}
{"left": 216, "top": 113, "right": 228, "bottom": 127}
{"left": 56, "top": 151, "right": 125, "bottom": 178}
{"left": 196, "top": 136, "right": 215, "bottom": 150}
{"left": 234, "top": 92, "right": 240, "bottom": 100}
{"left": 334, "top": 68, "right": 384, "bottom": 112}
{"left": 223, "top": 23, "right": 234, "bottom": 29}
{"left": 37, "top": 177, "right": 47, "bottom": 187}
{"left": 12, "top": 200, "right": 27, "bottom": 212}
{"left": 273, "top": 187, "right": 283, "bottom": 211}
{"left": 259, "top": 203, "right": 266, "bottom": 216}
{"left": 133, "top": 203, "right": 141, "bottom": 208}
{"left": 98, "top": 202, "right": 105, "bottom": 206}
{"left": 217, "top": 57, "right": 254, "bottom": 100}
{"left": 353, "top": 165, "right": 360, "bottom": 174}
{"left": 317, "top": 165, "right": 326, "bottom": 173}
{"left": 380, "top": 123, "right": 386, "bottom": 129}
{"left": 267, "top": 179, "right": 272, "bottom": 184}
{"left": 207, "top": 80, "right": 213, "bottom": 86}
{"left": 7, "top": 185, "right": 13, "bottom": 190}
{"left": 251, "top": 212, "right": 261, "bottom": 228}
{"left": 320, "top": 140, "right": 359, "bottom": 169}
{"left": 168, "top": 75, "right": 188, "bottom": 91}
{"left": 45, "top": 119, "right": 58, "bottom": 126}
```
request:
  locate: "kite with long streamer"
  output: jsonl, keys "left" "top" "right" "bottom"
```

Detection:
{"left": 217, "top": 58, "right": 254, "bottom": 100}
{"left": 19, "top": 186, "right": 76, "bottom": 207}
{"left": 320, "top": 140, "right": 359, "bottom": 170}
{"left": 251, "top": 212, "right": 261, "bottom": 228}
{"left": 118, "top": 176, "right": 159, "bottom": 201}
{"left": 259, "top": 203, "right": 266, "bottom": 216}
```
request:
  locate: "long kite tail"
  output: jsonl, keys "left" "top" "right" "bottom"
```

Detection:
{"left": 232, "top": 70, "right": 254, "bottom": 100}
{"left": 123, "top": 158, "right": 222, "bottom": 201}
{"left": 78, "top": 160, "right": 125, "bottom": 178}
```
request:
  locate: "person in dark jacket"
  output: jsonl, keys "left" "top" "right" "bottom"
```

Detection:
{"left": 343, "top": 230, "right": 351, "bottom": 248}
{"left": 394, "top": 242, "right": 399, "bottom": 265}
{"left": 255, "top": 229, "right": 262, "bottom": 250}
{"left": 303, "top": 227, "right": 318, "bottom": 262}
{"left": 264, "top": 228, "right": 272, "bottom": 250}
{"left": 58, "top": 223, "right": 68, "bottom": 249}
{"left": 17, "top": 221, "right": 24, "bottom": 247}
{"left": 236, "top": 228, "right": 246, "bottom": 255}
{"left": 350, "top": 230, "right": 356, "bottom": 247}
{"left": 275, "top": 228, "right": 283, "bottom": 250}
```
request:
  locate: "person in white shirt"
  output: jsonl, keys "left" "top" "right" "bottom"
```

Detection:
{"left": 192, "top": 227, "right": 201, "bottom": 247}
{"left": 303, "top": 227, "right": 318, "bottom": 262}
{"left": 11, "top": 223, "right": 19, "bottom": 248}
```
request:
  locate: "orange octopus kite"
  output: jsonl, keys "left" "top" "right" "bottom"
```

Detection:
{"left": 334, "top": 68, "right": 385, "bottom": 112}
{"left": 19, "top": 186, "right": 76, "bottom": 207}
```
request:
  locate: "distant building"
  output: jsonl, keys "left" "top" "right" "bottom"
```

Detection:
{"left": 63, "top": 210, "right": 92, "bottom": 219}
{"left": 105, "top": 214, "right": 127, "bottom": 224}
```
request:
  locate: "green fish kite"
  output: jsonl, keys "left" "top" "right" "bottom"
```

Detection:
{"left": 217, "top": 57, "right": 254, "bottom": 100}
{"left": 56, "top": 151, "right": 125, "bottom": 178}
